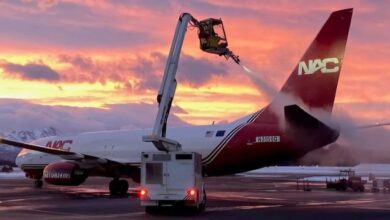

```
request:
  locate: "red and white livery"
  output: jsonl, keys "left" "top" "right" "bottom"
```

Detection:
{"left": 0, "top": 9, "right": 353, "bottom": 195}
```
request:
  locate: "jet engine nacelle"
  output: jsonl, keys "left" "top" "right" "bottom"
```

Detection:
{"left": 43, "top": 162, "right": 87, "bottom": 186}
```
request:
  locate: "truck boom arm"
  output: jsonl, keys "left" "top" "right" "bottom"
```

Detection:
{"left": 143, "top": 13, "right": 196, "bottom": 152}
{"left": 143, "top": 13, "right": 239, "bottom": 152}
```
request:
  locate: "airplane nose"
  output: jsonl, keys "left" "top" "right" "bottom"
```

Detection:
{"left": 15, "top": 155, "right": 23, "bottom": 167}
{"left": 15, "top": 152, "right": 27, "bottom": 168}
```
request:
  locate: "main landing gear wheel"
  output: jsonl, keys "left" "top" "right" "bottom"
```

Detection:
{"left": 109, "top": 179, "right": 129, "bottom": 196}
{"left": 34, "top": 179, "right": 43, "bottom": 188}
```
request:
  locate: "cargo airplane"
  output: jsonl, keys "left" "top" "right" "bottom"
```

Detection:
{"left": 0, "top": 9, "right": 353, "bottom": 195}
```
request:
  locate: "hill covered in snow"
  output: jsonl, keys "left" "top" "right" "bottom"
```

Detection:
{"left": 0, "top": 127, "right": 58, "bottom": 165}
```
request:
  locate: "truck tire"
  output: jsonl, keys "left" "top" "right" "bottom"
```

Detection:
{"left": 145, "top": 206, "right": 159, "bottom": 214}
{"left": 194, "top": 189, "right": 207, "bottom": 213}
{"left": 200, "top": 189, "right": 207, "bottom": 211}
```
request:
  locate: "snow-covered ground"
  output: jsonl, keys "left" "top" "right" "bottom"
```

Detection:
{"left": 241, "top": 163, "right": 390, "bottom": 180}
{"left": 243, "top": 166, "right": 349, "bottom": 176}
{"left": 0, "top": 168, "right": 24, "bottom": 179}
{"left": 2, "top": 164, "right": 390, "bottom": 181}
{"left": 302, "top": 176, "right": 370, "bottom": 182}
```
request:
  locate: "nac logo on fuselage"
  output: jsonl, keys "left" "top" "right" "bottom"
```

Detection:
{"left": 46, "top": 140, "right": 73, "bottom": 151}
{"left": 298, "top": 57, "right": 339, "bottom": 76}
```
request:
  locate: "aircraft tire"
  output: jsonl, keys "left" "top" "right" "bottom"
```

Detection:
{"left": 34, "top": 179, "right": 43, "bottom": 188}
{"left": 118, "top": 179, "right": 129, "bottom": 195}
{"left": 109, "top": 179, "right": 120, "bottom": 195}
{"left": 109, "top": 179, "right": 129, "bottom": 195}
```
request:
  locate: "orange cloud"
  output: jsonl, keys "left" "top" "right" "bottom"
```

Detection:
{"left": 0, "top": 1, "right": 388, "bottom": 127}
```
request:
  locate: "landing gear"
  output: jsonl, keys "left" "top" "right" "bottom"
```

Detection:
{"left": 34, "top": 179, "right": 43, "bottom": 188}
{"left": 109, "top": 179, "right": 128, "bottom": 196}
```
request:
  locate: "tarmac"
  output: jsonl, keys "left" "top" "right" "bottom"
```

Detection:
{"left": 1, "top": 174, "right": 390, "bottom": 219}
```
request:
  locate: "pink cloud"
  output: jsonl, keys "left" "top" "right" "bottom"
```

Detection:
{"left": 0, "top": 99, "right": 188, "bottom": 134}
{"left": 0, "top": 1, "right": 388, "bottom": 127}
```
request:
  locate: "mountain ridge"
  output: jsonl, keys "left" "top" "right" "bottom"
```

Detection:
{"left": 0, "top": 127, "right": 59, "bottom": 165}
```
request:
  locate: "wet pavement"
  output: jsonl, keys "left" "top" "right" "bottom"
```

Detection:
{"left": 1, "top": 175, "right": 390, "bottom": 219}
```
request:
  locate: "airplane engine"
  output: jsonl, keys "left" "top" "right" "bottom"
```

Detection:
{"left": 43, "top": 162, "right": 87, "bottom": 186}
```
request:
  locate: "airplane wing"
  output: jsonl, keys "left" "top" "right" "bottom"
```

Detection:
{"left": 356, "top": 122, "right": 390, "bottom": 129}
{"left": 0, "top": 138, "right": 124, "bottom": 164}
{"left": 0, "top": 138, "right": 141, "bottom": 182}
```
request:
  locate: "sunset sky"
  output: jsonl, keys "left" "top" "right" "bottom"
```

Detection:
{"left": 0, "top": 0, "right": 388, "bottom": 134}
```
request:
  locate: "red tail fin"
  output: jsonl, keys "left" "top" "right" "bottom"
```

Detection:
{"left": 280, "top": 8, "right": 352, "bottom": 112}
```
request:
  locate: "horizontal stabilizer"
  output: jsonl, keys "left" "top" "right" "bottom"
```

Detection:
{"left": 284, "top": 105, "right": 339, "bottom": 148}
{"left": 284, "top": 105, "right": 327, "bottom": 131}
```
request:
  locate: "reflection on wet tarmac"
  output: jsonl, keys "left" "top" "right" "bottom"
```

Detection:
{"left": 1, "top": 175, "right": 390, "bottom": 219}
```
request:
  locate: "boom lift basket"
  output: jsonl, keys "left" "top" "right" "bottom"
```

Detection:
{"left": 196, "top": 18, "right": 240, "bottom": 64}
{"left": 198, "top": 18, "right": 228, "bottom": 54}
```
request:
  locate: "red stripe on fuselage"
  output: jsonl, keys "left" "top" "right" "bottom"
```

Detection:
{"left": 204, "top": 122, "right": 294, "bottom": 176}
{"left": 202, "top": 109, "right": 265, "bottom": 165}
{"left": 202, "top": 124, "right": 246, "bottom": 165}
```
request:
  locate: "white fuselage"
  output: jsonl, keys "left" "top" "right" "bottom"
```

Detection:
{"left": 16, "top": 115, "right": 251, "bottom": 168}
